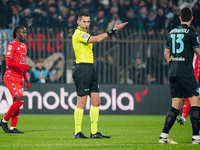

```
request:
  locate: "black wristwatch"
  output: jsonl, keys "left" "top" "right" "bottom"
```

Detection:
{"left": 113, "top": 28, "right": 117, "bottom": 33}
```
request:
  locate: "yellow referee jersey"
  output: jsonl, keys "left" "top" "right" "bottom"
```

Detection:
{"left": 72, "top": 27, "right": 93, "bottom": 64}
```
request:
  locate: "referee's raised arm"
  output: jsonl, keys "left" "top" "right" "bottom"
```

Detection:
{"left": 88, "top": 21, "right": 128, "bottom": 43}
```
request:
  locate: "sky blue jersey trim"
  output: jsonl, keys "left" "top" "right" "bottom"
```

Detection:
{"left": 192, "top": 45, "right": 200, "bottom": 48}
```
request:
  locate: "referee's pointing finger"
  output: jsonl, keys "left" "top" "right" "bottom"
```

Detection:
{"left": 115, "top": 22, "right": 128, "bottom": 31}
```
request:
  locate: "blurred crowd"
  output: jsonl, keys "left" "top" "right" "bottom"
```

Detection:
{"left": 1, "top": 0, "right": 200, "bottom": 84}
{"left": 0, "top": 0, "right": 200, "bottom": 34}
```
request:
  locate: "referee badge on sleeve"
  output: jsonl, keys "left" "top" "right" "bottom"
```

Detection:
{"left": 82, "top": 33, "right": 89, "bottom": 40}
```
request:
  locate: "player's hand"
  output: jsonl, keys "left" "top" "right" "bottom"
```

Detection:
{"left": 114, "top": 21, "right": 128, "bottom": 31}
{"left": 25, "top": 80, "right": 30, "bottom": 90}
{"left": 27, "top": 65, "right": 32, "bottom": 71}
{"left": 38, "top": 76, "right": 46, "bottom": 79}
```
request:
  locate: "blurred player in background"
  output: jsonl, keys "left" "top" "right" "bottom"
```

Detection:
{"left": 177, "top": 51, "right": 200, "bottom": 125}
{"left": 0, "top": 25, "right": 32, "bottom": 133}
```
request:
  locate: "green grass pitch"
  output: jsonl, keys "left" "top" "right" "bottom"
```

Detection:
{"left": 0, "top": 115, "right": 199, "bottom": 150}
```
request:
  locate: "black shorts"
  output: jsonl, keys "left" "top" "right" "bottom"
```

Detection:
{"left": 169, "top": 76, "right": 199, "bottom": 98}
{"left": 72, "top": 63, "right": 99, "bottom": 96}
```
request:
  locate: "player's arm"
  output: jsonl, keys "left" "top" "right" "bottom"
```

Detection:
{"left": 24, "top": 70, "right": 30, "bottom": 90}
{"left": 88, "top": 21, "right": 128, "bottom": 43}
{"left": 191, "top": 31, "right": 200, "bottom": 57}
{"left": 164, "top": 48, "right": 170, "bottom": 64}
{"left": 194, "top": 47, "right": 200, "bottom": 58}
{"left": 6, "top": 57, "right": 32, "bottom": 70}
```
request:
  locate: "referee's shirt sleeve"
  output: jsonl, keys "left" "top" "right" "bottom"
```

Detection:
{"left": 191, "top": 31, "right": 200, "bottom": 49}
{"left": 77, "top": 32, "right": 91, "bottom": 44}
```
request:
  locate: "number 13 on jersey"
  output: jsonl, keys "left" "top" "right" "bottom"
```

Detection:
{"left": 170, "top": 34, "right": 184, "bottom": 54}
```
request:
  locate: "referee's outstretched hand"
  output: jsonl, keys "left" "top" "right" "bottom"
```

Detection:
{"left": 114, "top": 21, "right": 128, "bottom": 31}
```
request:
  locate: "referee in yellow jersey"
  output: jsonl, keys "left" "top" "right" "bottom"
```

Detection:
{"left": 72, "top": 12, "right": 128, "bottom": 139}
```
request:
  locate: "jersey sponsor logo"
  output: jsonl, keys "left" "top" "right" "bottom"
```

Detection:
{"left": 82, "top": 33, "right": 89, "bottom": 40}
{"left": 84, "top": 89, "right": 90, "bottom": 91}
{"left": 8, "top": 45, "right": 12, "bottom": 50}
{"left": 7, "top": 52, "right": 11, "bottom": 55}
{"left": 169, "top": 55, "right": 185, "bottom": 62}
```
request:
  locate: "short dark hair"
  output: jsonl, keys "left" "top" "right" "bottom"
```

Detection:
{"left": 13, "top": 25, "right": 25, "bottom": 39}
{"left": 78, "top": 12, "right": 90, "bottom": 20}
{"left": 180, "top": 7, "right": 192, "bottom": 22}
{"left": 36, "top": 58, "right": 44, "bottom": 63}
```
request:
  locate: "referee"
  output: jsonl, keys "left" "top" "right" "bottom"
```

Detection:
{"left": 159, "top": 7, "right": 200, "bottom": 144}
{"left": 72, "top": 12, "right": 128, "bottom": 139}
